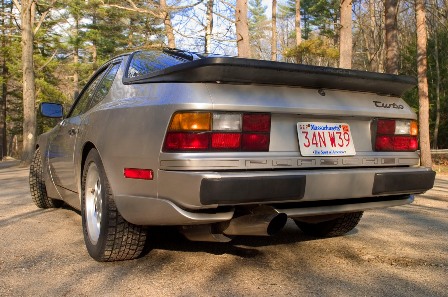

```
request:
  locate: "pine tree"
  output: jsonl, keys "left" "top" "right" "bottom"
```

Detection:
{"left": 249, "top": 0, "right": 268, "bottom": 59}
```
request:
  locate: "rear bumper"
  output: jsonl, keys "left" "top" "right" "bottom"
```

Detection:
{"left": 157, "top": 167, "right": 435, "bottom": 208}
{"left": 199, "top": 170, "right": 435, "bottom": 205}
{"left": 114, "top": 167, "right": 435, "bottom": 226}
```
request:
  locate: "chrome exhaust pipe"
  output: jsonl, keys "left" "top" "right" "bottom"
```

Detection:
{"left": 223, "top": 206, "right": 287, "bottom": 236}
{"left": 180, "top": 225, "right": 232, "bottom": 243}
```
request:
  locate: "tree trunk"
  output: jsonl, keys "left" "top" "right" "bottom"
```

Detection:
{"left": 235, "top": 0, "right": 250, "bottom": 58}
{"left": 1, "top": 52, "right": 7, "bottom": 160}
{"left": 385, "top": 0, "right": 399, "bottom": 74}
{"left": 271, "top": 0, "right": 277, "bottom": 61}
{"left": 415, "top": 0, "right": 432, "bottom": 167}
{"left": 431, "top": 0, "right": 440, "bottom": 149}
{"left": 295, "top": 0, "right": 301, "bottom": 47}
{"left": 160, "top": 0, "right": 176, "bottom": 48}
{"left": 0, "top": 0, "right": 8, "bottom": 159}
{"left": 205, "top": 0, "right": 214, "bottom": 54}
{"left": 73, "top": 16, "right": 79, "bottom": 99}
{"left": 339, "top": 0, "right": 352, "bottom": 69}
{"left": 368, "top": 0, "right": 378, "bottom": 72}
{"left": 21, "top": 0, "right": 37, "bottom": 165}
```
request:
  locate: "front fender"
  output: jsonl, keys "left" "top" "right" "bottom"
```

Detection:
{"left": 36, "top": 129, "right": 62, "bottom": 200}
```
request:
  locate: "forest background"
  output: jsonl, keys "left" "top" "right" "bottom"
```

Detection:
{"left": 0, "top": 0, "right": 445, "bottom": 166}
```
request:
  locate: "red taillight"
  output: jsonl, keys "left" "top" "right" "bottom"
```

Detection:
{"left": 211, "top": 133, "right": 241, "bottom": 150}
{"left": 164, "top": 132, "right": 209, "bottom": 151}
{"left": 243, "top": 114, "right": 271, "bottom": 132}
{"left": 242, "top": 133, "right": 270, "bottom": 151}
{"left": 163, "top": 112, "right": 271, "bottom": 152}
{"left": 124, "top": 168, "right": 153, "bottom": 180}
{"left": 377, "top": 119, "right": 395, "bottom": 134}
{"left": 375, "top": 119, "right": 418, "bottom": 152}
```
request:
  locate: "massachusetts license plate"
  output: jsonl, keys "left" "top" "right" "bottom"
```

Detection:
{"left": 297, "top": 122, "right": 356, "bottom": 156}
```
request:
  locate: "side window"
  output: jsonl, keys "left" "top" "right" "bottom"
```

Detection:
{"left": 70, "top": 70, "right": 106, "bottom": 118}
{"left": 88, "top": 62, "right": 121, "bottom": 109}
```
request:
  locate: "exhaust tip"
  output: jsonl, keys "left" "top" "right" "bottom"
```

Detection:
{"left": 266, "top": 213, "right": 288, "bottom": 236}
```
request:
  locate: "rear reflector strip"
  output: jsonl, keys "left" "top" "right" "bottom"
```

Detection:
{"left": 124, "top": 168, "right": 153, "bottom": 180}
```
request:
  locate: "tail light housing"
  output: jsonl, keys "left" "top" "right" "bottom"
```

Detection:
{"left": 163, "top": 112, "right": 271, "bottom": 152}
{"left": 374, "top": 119, "right": 418, "bottom": 151}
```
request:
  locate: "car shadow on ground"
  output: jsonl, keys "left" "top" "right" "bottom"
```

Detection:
{"left": 143, "top": 223, "right": 356, "bottom": 259}
{"left": 57, "top": 200, "right": 358, "bottom": 259}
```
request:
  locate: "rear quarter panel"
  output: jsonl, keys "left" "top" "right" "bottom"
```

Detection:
{"left": 78, "top": 81, "right": 213, "bottom": 201}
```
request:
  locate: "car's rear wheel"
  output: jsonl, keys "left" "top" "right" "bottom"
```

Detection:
{"left": 29, "top": 148, "right": 63, "bottom": 208}
{"left": 294, "top": 212, "right": 363, "bottom": 237}
{"left": 81, "top": 149, "right": 147, "bottom": 261}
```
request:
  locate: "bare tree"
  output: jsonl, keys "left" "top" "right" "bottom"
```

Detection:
{"left": 102, "top": 0, "right": 202, "bottom": 49}
{"left": 160, "top": 0, "right": 175, "bottom": 48}
{"left": 339, "top": 0, "right": 352, "bottom": 68}
{"left": 415, "top": 0, "right": 431, "bottom": 167}
{"left": 430, "top": 0, "right": 440, "bottom": 149}
{"left": 295, "top": 0, "right": 301, "bottom": 47}
{"left": 14, "top": 0, "right": 37, "bottom": 164}
{"left": 0, "top": 0, "right": 9, "bottom": 159}
{"left": 385, "top": 0, "right": 399, "bottom": 74}
{"left": 271, "top": 0, "right": 277, "bottom": 60}
{"left": 12, "top": 0, "right": 54, "bottom": 164}
{"left": 236, "top": 0, "right": 250, "bottom": 57}
{"left": 205, "top": 0, "right": 214, "bottom": 54}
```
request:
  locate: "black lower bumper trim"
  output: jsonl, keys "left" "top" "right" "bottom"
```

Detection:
{"left": 372, "top": 170, "right": 435, "bottom": 195}
{"left": 200, "top": 175, "right": 306, "bottom": 205}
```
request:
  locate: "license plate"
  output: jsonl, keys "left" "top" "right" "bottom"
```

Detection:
{"left": 297, "top": 122, "right": 356, "bottom": 156}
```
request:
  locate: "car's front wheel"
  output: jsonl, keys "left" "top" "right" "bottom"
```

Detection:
{"left": 81, "top": 149, "right": 147, "bottom": 261}
{"left": 29, "top": 148, "right": 63, "bottom": 208}
{"left": 294, "top": 212, "right": 363, "bottom": 237}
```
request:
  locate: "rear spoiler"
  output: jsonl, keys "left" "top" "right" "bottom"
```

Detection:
{"left": 123, "top": 57, "right": 417, "bottom": 97}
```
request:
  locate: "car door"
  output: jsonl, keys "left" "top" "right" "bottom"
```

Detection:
{"left": 47, "top": 65, "right": 111, "bottom": 203}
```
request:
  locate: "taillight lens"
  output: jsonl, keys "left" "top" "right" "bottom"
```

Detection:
{"left": 242, "top": 133, "right": 270, "bottom": 151}
{"left": 243, "top": 113, "right": 271, "bottom": 132}
{"left": 169, "top": 112, "right": 211, "bottom": 131}
{"left": 211, "top": 133, "right": 241, "bottom": 149}
{"left": 163, "top": 112, "right": 271, "bottom": 152}
{"left": 164, "top": 132, "right": 209, "bottom": 151}
{"left": 374, "top": 119, "right": 418, "bottom": 152}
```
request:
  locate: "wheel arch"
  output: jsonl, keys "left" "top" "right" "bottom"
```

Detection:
{"left": 81, "top": 142, "right": 97, "bottom": 180}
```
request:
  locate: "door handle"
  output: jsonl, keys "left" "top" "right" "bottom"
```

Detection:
{"left": 68, "top": 128, "right": 77, "bottom": 136}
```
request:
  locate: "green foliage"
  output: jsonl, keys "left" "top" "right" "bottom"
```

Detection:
{"left": 249, "top": 0, "right": 269, "bottom": 59}
{"left": 1, "top": 0, "right": 448, "bottom": 151}
{"left": 400, "top": 26, "right": 448, "bottom": 148}
{"left": 281, "top": 0, "right": 338, "bottom": 41}
{"left": 284, "top": 37, "right": 339, "bottom": 66}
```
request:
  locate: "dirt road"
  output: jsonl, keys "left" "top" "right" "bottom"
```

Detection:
{"left": 0, "top": 161, "right": 447, "bottom": 296}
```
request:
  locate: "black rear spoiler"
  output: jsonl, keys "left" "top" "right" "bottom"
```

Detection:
{"left": 123, "top": 57, "right": 417, "bottom": 97}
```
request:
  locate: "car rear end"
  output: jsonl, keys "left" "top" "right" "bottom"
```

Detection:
{"left": 112, "top": 51, "right": 435, "bottom": 240}
{"left": 156, "top": 83, "right": 434, "bottom": 210}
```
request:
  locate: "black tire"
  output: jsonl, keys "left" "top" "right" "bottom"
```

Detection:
{"left": 29, "top": 148, "right": 63, "bottom": 208}
{"left": 294, "top": 212, "right": 364, "bottom": 237}
{"left": 81, "top": 149, "right": 147, "bottom": 261}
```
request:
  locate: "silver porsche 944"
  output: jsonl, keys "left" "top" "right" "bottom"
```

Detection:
{"left": 30, "top": 48, "right": 435, "bottom": 262}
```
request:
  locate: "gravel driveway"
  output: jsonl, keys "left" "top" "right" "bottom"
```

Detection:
{"left": 0, "top": 161, "right": 447, "bottom": 297}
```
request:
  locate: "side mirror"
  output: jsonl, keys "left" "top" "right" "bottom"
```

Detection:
{"left": 40, "top": 102, "right": 63, "bottom": 118}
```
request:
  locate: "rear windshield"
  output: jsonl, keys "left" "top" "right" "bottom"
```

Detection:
{"left": 127, "top": 51, "right": 190, "bottom": 78}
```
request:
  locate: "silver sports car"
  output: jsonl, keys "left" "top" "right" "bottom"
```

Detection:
{"left": 30, "top": 48, "right": 435, "bottom": 262}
